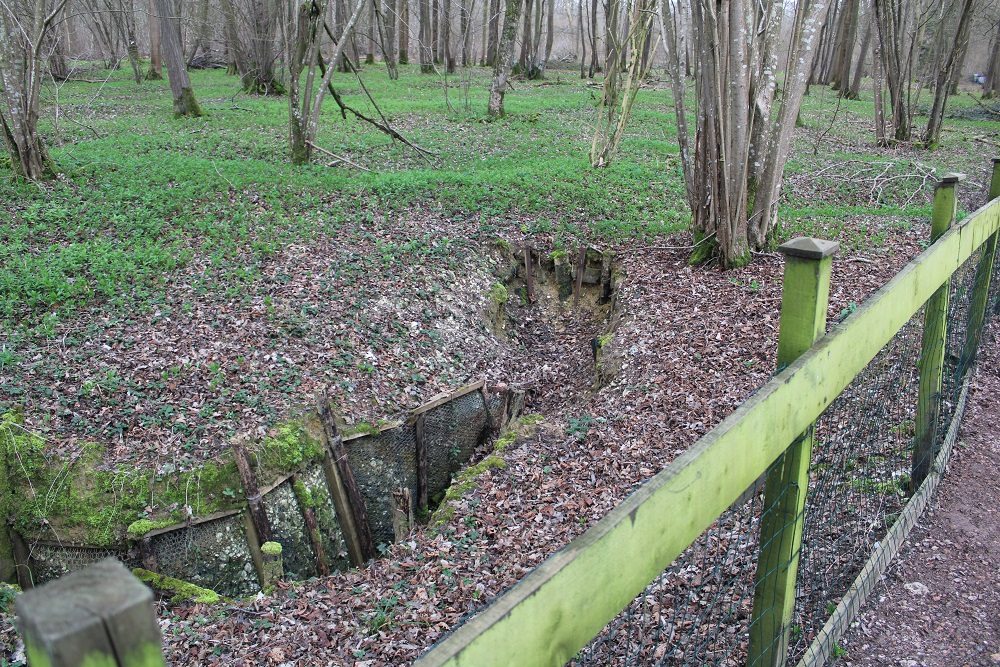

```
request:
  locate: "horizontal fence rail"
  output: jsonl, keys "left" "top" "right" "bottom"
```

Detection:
{"left": 416, "top": 162, "right": 1000, "bottom": 667}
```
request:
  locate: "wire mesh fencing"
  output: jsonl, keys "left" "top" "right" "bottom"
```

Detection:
{"left": 565, "top": 246, "right": 999, "bottom": 667}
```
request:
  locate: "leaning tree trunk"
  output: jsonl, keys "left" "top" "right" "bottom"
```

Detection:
{"left": 487, "top": 0, "right": 523, "bottom": 117}
{"left": 0, "top": 0, "right": 68, "bottom": 180}
{"left": 984, "top": 23, "right": 1000, "bottom": 99}
{"left": 288, "top": 0, "right": 366, "bottom": 163}
{"left": 922, "top": 0, "right": 975, "bottom": 150}
{"left": 846, "top": 15, "right": 871, "bottom": 99}
{"left": 155, "top": 0, "right": 202, "bottom": 116}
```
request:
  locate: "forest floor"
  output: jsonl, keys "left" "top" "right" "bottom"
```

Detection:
{"left": 838, "top": 336, "right": 1000, "bottom": 667}
{"left": 2, "top": 63, "right": 1000, "bottom": 665}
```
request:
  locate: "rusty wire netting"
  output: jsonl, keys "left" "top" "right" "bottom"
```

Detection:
{"left": 570, "top": 250, "right": 997, "bottom": 667}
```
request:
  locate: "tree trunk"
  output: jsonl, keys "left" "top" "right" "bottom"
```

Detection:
{"left": 147, "top": 0, "right": 164, "bottom": 78}
{"left": 432, "top": 0, "right": 440, "bottom": 62}
{"left": 578, "top": 0, "right": 586, "bottom": 78}
{"left": 419, "top": 0, "right": 434, "bottom": 71}
{"left": 830, "top": 0, "right": 860, "bottom": 92}
{"left": 0, "top": 0, "right": 68, "bottom": 180}
{"left": 487, "top": 0, "right": 523, "bottom": 117}
{"left": 588, "top": 0, "right": 598, "bottom": 76}
{"left": 542, "top": 0, "right": 553, "bottom": 72}
{"left": 984, "top": 22, "right": 1000, "bottom": 99}
{"left": 366, "top": 0, "right": 377, "bottom": 63}
{"left": 443, "top": 0, "right": 454, "bottom": 71}
{"left": 155, "top": 0, "right": 202, "bottom": 116}
{"left": 519, "top": 0, "right": 533, "bottom": 74}
{"left": 486, "top": 0, "right": 500, "bottom": 65}
{"left": 460, "top": 0, "right": 471, "bottom": 66}
{"left": 873, "top": 0, "right": 916, "bottom": 143}
{"left": 922, "top": 0, "right": 975, "bottom": 150}
{"left": 846, "top": 15, "right": 871, "bottom": 99}
{"left": 666, "top": 0, "right": 830, "bottom": 266}
{"left": 289, "top": 0, "right": 366, "bottom": 163}
{"left": 247, "top": 0, "right": 281, "bottom": 93}
{"left": 399, "top": 0, "right": 410, "bottom": 63}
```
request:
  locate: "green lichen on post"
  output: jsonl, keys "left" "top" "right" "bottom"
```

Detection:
{"left": 0, "top": 414, "right": 14, "bottom": 582}
{"left": 260, "top": 541, "right": 284, "bottom": 591}
{"left": 132, "top": 568, "right": 221, "bottom": 604}
{"left": 260, "top": 541, "right": 283, "bottom": 557}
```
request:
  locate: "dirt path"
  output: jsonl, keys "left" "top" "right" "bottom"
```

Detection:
{"left": 839, "top": 335, "right": 1000, "bottom": 667}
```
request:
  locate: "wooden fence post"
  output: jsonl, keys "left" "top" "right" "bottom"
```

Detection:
{"left": 748, "top": 237, "right": 838, "bottom": 667}
{"left": 15, "top": 558, "right": 165, "bottom": 667}
{"left": 317, "top": 395, "right": 376, "bottom": 564}
{"left": 912, "top": 173, "right": 963, "bottom": 489}
{"left": 959, "top": 160, "right": 1000, "bottom": 371}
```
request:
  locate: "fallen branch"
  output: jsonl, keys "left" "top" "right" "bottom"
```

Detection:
{"left": 306, "top": 141, "right": 372, "bottom": 171}
{"left": 964, "top": 92, "right": 1000, "bottom": 117}
{"left": 315, "top": 22, "right": 436, "bottom": 164}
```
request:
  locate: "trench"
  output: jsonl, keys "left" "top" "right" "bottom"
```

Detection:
{"left": 0, "top": 244, "right": 622, "bottom": 600}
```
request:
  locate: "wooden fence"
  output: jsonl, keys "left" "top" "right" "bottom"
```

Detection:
{"left": 414, "top": 158, "right": 1000, "bottom": 667}
{"left": 13, "top": 159, "right": 1000, "bottom": 667}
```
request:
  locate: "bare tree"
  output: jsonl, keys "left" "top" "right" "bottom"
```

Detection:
{"left": 288, "top": 0, "right": 365, "bottom": 163}
{"left": 0, "top": 0, "right": 69, "bottom": 179}
{"left": 922, "top": 0, "right": 977, "bottom": 148}
{"left": 663, "top": 0, "right": 831, "bottom": 266}
{"left": 872, "top": 0, "right": 935, "bottom": 143}
{"left": 590, "top": 0, "right": 656, "bottom": 166}
{"left": 155, "top": 0, "right": 203, "bottom": 116}
{"left": 487, "top": 0, "right": 523, "bottom": 117}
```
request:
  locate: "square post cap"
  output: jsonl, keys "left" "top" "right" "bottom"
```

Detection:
{"left": 938, "top": 172, "right": 966, "bottom": 186}
{"left": 778, "top": 237, "right": 840, "bottom": 260}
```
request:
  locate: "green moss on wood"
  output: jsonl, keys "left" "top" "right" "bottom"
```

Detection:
{"left": 292, "top": 479, "right": 315, "bottom": 509}
{"left": 127, "top": 518, "right": 178, "bottom": 540}
{"left": 132, "top": 568, "right": 221, "bottom": 604}
{"left": 260, "top": 541, "right": 283, "bottom": 556}
{"left": 0, "top": 412, "right": 324, "bottom": 546}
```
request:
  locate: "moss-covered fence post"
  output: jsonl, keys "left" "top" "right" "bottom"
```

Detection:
{"left": 0, "top": 421, "right": 14, "bottom": 583}
{"left": 260, "top": 542, "right": 284, "bottom": 591}
{"left": 748, "top": 237, "right": 838, "bottom": 667}
{"left": 912, "top": 174, "right": 962, "bottom": 490}
{"left": 960, "top": 160, "right": 1000, "bottom": 371}
{"left": 15, "top": 558, "right": 165, "bottom": 667}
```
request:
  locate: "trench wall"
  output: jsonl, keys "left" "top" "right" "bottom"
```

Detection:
{"left": 8, "top": 382, "right": 520, "bottom": 597}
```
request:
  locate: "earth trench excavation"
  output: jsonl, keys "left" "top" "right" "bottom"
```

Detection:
{"left": 0, "top": 242, "right": 622, "bottom": 600}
